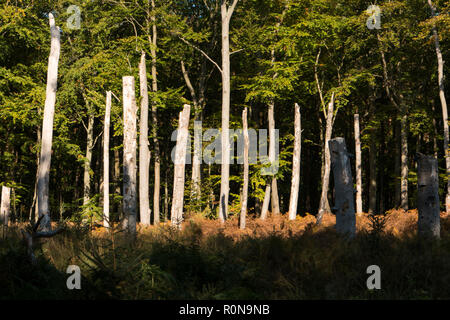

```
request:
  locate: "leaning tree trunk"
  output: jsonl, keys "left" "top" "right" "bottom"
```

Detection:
{"left": 354, "top": 113, "right": 363, "bottom": 215}
{"left": 1, "top": 186, "right": 11, "bottom": 226}
{"left": 317, "top": 93, "right": 335, "bottom": 224}
{"left": 171, "top": 104, "right": 191, "bottom": 228}
{"left": 428, "top": 0, "right": 450, "bottom": 214}
{"left": 103, "top": 91, "right": 111, "bottom": 228}
{"left": 400, "top": 111, "right": 409, "bottom": 211}
{"left": 37, "top": 13, "right": 60, "bottom": 232}
{"left": 417, "top": 153, "right": 440, "bottom": 238}
{"left": 288, "top": 104, "right": 301, "bottom": 220}
{"left": 329, "top": 137, "right": 356, "bottom": 238}
{"left": 122, "top": 76, "right": 137, "bottom": 237}
{"left": 240, "top": 108, "right": 249, "bottom": 229}
{"left": 139, "top": 52, "right": 151, "bottom": 226}
{"left": 150, "top": 0, "right": 161, "bottom": 225}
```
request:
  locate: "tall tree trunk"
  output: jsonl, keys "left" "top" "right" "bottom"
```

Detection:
{"left": 30, "top": 125, "right": 41, "bottom": 222}
{"left": 103, "top": 91, "right": 111, "bottom": 228}
{"left": 329, "top": 137, "right": 356, "bottom": 238}
{"left": 219, "top": 0, "right": 238, "bottom": 223}
{"left": 260, "top": 184, "right": 271, "bottom": 220}
{"left": 369, "top": 129, "right": 377, "bottom": 214}
{"left": 122, "top": 76, "right": 137, "bottom": 236}
{"left": 114, "top": 144, "right": 122, "bottom": 221}
{"left": 428, "top": 0, "right": 450, "bottom": 214}
{"left": 83, "top": 111, "right": 94, "bottom": 209}
{"left": 268, "top": 100, "right": 280, "bottom": 215}
{"left": 354, "top": 113, "right": 363, "bottom": 215}
{"left": 417, "top": 153, "right": 440, "bottom": 238}
{"left": 150, "top": 0, "right": 161, "bottom": 225}
{"left": 289, "top": 104, "right": 301, "bottom": 220}
{"left": 317, "top": 93, "right": 335, "bottom": 224}
{"left": 139, "top": 52, "right": 151, "bottom": 225}
{"left": 400, "top": 111, "right": 409, "bottom": 210}
{"left": 37, "top": 13, "right": 60, "bottom": 232}
{"left": 181, "top": 60, "right": 202, "bottom": 207}
{"left": 240, "top": 108, "right": 249, "bottom": 229}
{"left": 1, "top": 186, "right": 11, "bottom": 226}
{"left": 171, "top": 104, "right": 191, "bottom": 227}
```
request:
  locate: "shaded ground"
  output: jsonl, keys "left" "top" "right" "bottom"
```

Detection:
{"left": 1, "top": 209, "right": 450, "bottom": 300}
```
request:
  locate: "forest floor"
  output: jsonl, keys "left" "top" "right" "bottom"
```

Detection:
{"left": 2, "top": 209, "right": 450, "bottom": 300}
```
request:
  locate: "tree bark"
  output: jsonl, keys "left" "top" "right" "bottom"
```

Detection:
{"left": 122, "top": 76, "right": 137, "bottom": 236}
{"left": 171, "top": 104, "right": 191, "bottom": 227}
{"left": 354, "top": 114, "right": 363, "bottom": 215}
{"left": 369, "top": 129, "right": 377, "bottom": 214}
{"left": 240, "top": 108, "right": 249, "bottom": 229}
{"left": 139, "top": 52, "right": 151, "bottom": 225}
{"left": 289, "top": 104, "right": 301, "bottom": 220}
{"left": 329, "top": 137, "right": 356, "bottom": 238}
{"left": 260, "top": 184, "right": 271, "bottom": 220}
{"left": 1, "top": 186, "right": 11, "bottom": 226}
{"left": 150, "top": 0, "right": 161, "bottom": 225}
{"left": 417, "top": 153, "right": 440, "bottom": 238}
{"left": 400, "top": 112, "right": 409, "bottom": 211}
{"left": 103, "top": 91, "right": 111, "bottom": 228}
{"left": 268, "top": 100, "right": 280, "bottom": 215}
{"left": 83, "top": 111, "right": 94, "bottom": 209}
{"left": 428, "top": 0, "right": 450, "bottom": 214}
{"left": 317, "top": 93, "right": 335, "bottom": 224}
{"left": 219, "top": 0, "right": 239, "bottom": 223}
{"left": 37, "top": 13, "right": 60, "bottom": 232}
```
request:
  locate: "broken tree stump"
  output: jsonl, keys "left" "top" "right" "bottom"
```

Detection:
{"left": 416, "top": 153, "right": 440, "bottom": 238}
{"left": 329, "top": 137, "right": 356, "bottom": 238}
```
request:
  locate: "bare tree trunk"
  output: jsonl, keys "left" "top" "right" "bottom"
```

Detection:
{"left": 400, "top": 112, "right": 409, "bottom": 210}
{"left": 317, "top": 94, "right": 335, "bottom": 224}
{"left": 181, "top": 61, "right": 202, "bottom": 206}
{"left": 428, "top": 0, "right": 450, "bottom": 214}
{"left": 1, "top": 186, "right": 11, "bottom": 226}
{"left": 122, "top": 76, "right": 137, "bottom": 236}
{"left": 354, "top": 114, "right": 363, "bottom": 215}
{"left": 417, "top": 153, "right": 440, "bottom": 238}
{"left": 139, "top": 52, "right": 151, "bottom": 225}
{"left": 30, "top": 126, "right": 41, "bottom": 222}
{"left": 103, "top": 91, "right": 112, "bottom": 228}
{"left": 114, "top": 145, "right": 122, "bottom": 220}
{"left": 369, "top": 130, "right": 377, "bottom": 214}
{"left": 83, "top": 111, "right": 94, "bottom": 209}
{"left": 289, "top": 104, "right": 301, "bottom": 220}
{"left": 150, "top": 0, "right": 161, "bottom": 225}
{"left": 171, "top": 104, "right": 191, "bottom": 227}
{"left": 268, "top": 100, "right": 280, "bottom": 215}
{"left": 219, "top": 0, "right": 239, "bottom": 223}
{"left": 37, "top": 13, "right": 60, "bottom": 232}
{"left": 240, "top": 108, "right": 249, "bottom": 229}
{"left": 329, "top": 138, "right": 356, "bottom": 238}
{"left": 260, "top": 184, "right": 271, "bottom": 220}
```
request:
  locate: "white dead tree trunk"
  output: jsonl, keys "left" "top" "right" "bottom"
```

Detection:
{"left": 83, "top": 110, "right": 94, "bottom": 209}
{"left": 219, "top": 0, "right": 239, "bottom": 223}
{"left": 122, "top": 76, "right": 137, "bottom": 236}
{"left": 1, "top": 186, "right": 11, "bottom": 226}
{"left": 260, "top": 185, "right": 271, "bottom": 220}
{"left": 139, "top": 52, "right": 151, "bottom": 226}
{"left": 317, "top": 93, "right": 335, "bottom": 224}
{"left": 428, "top": 0, "right": 450, "bottom": 214}
{"left": 354, "top": 114, "right": 363, "bottom": 215}
{"left": 416, "top": 153, "right": 440, "bottom": 238}
{"left": 171, "top": 104, "right": 191, "bottom": 227}
{"left": 103, "top": 91, "right": 112, "bottom": 228}
{"left": 240, "top": 108, "right": 249, "bottom": 229}
{"left": 329, "top": 137, "right": 356, "bottom": 238}
{"left": 289, "top": 104, "right": 301, "bottom": 220}
{"left": 37, "top": 13, "right": 60, "bottom": 232}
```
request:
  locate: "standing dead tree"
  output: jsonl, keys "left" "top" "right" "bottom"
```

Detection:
{"left": 288, "top": 104, "right": 301, "bottom": 220}
{"left": 240, "top": 108, "right": 249, "bottom": 229}
{"left": 354, "top": 113, "right": 363, "bottom": 215}
{"left": 171, "top": 104, "right": 191, "bottom": 228}
{"left": 416, "top": 153, "right": 440, "bottom": 238}
{"left": 36, "top": 13, "right": 60, "bottom": 232}
{"left": 103, "top": 91, "right": 112, "bottom": 228}
{"left": 122, "top": 76, "right": 137, "bottom": 236}
{"left": 329, "top": 137, "right": 356, "bottom": 238}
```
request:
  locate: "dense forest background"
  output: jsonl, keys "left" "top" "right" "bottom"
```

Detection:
{"left": 0, "top": 0, "right": 449, "bottom": 225}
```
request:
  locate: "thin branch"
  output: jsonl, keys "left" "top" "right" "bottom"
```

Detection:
{"left": 177, "top": 35, "right": 223, "bottom": 74}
